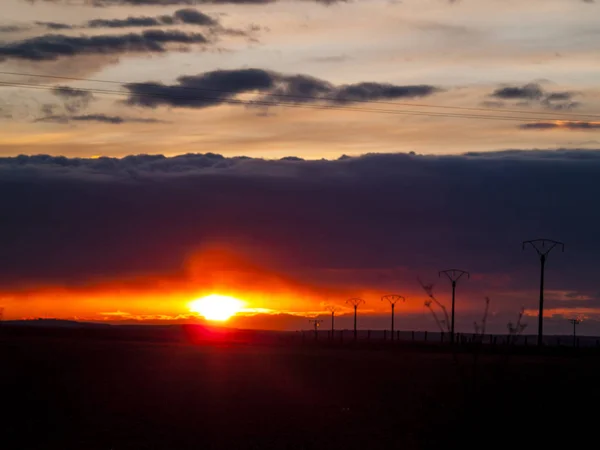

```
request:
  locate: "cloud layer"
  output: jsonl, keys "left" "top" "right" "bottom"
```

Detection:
{"left": 0, "top": 149, "right": 598, "bottom": 308}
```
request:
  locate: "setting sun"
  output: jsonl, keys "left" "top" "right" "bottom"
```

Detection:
{"left": 189, "top": 294, "right": 244, "bottom": 321}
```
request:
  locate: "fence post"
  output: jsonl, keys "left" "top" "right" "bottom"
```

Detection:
{"left": 340, "top": 330, "right": 343, "bottom": 343}
{"left": 411, "top": 331, "right": 415, "bottom": 342}
{"left": 384, "top": 330, "right": 387, "bottom": 341}
{"left": 397, "top": 330, "right": 400, "bottom": 341}
{"left": 367, "top": 330, "right": 371, "bottom": 341}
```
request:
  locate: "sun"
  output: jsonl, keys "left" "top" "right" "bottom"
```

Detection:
{"left": 189, "top": 294, "right": 245, "bottom": 321}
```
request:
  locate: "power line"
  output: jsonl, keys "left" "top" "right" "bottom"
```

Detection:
{"left": 0, "top": 80, "right": 595, "bottom": 124}
{"left": 1, "top": 70, "right": 600, "bottom": 121}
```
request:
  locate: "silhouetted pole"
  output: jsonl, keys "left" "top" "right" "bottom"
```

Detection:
{"left": 439, "top": 269, "right": 470, "bottom": 345}
{"left": 346, "top": 298, "right": 365, "bottom": 341}
{"left": 523, "top": 239, "right": 565, "bottom": 346}
{"left": 325, "top": 305, "right": 339, "bottom": 336}
{"left": 381, "top": 295, "right": 405, "bottom": 341}
{"left": 309, "top": 319, "right": 323, "bottom": 341}
{"left": 569, "top": 318, "right": 581, "bottom": 347}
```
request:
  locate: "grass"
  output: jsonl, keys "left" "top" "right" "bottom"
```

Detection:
{"left": 1, "top": 326, "right": 598, "bottom": 449}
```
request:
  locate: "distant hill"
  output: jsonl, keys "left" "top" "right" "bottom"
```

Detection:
{"left": 1, "top": 319, "right": 111, "bottom": 328}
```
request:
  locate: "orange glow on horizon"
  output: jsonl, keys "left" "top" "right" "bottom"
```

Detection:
{"left": 0, "top": 244, "right": 429, "bottom": 324}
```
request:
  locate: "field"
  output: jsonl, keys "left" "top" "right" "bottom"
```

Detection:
{"left": 2, "top": 325, "right": 598, "bottom": 449}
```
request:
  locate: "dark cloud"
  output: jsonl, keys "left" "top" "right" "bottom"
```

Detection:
{"left": 37, "top": 113, "right": 164, "bottom": 124}
{"left": 545, "top": 92, "right": 574, "bottom": 102}
{"left": 173, "top": 9, "right": 218, "bottom": 26}
{"left": 492, "top": 84, "right": 545, "bottom": 100}
{"left": 334, "top": 83, "right": 437, "bottom": 103}
{"left": 0, "top": 149, "right": 598, "bottom": 315}
{"left": 28, "top": 10, "right": 218, "bottom": 31}
{"left": 35, "top": 21, "right": 73, "bottom": 30}
{"left": 52, "top": 86, "right": 96, "bottom": 114}
{"left": 520, "top": 121, "right": 600, "bottom": 130}
{"left": 52, "top": 86, "right": 95, "bottom": 100}
{"left": 125, "top": 68, "right": 439, "bottom": 109}
{"left": 490, "top": 83, "right": 580, "bottom": 111}
{"left": 86, "top": 9, "right": 217, "bottom": 29}
{"left": 87, "top": 17, "right": 167, "bottom": 29}
{"left": 0, "top": 86, "right": 96, "bottom": 120}
{"left": 0, "top": 25, "right": 30, "bottom": 32}
{"left": 0, "top": 29, "right": 208, "bottom": 61}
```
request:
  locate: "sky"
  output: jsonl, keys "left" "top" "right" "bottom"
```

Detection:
{"left": 1, "top": 0, "right": 599, "bottom": 334}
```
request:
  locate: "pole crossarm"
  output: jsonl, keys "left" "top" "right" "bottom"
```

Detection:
{"left": 522, "top": 239, "right": 565, "bottom": 258}
{"left": 439, "top": 269, "right": 470, "bottom": 283}
{"left": 309, "top": 319, "right": 323, "bottom": 328}
{"left": 381, "top": 295, "right": 405, "bottom": 305}
{"left": 324, "top": 305, "right": 338, "bottom": 334}
{"left": 346, "top": 298, "right": 365, "bottom": 308}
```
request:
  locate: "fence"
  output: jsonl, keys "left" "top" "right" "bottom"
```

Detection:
{"left": 299, "top": 329, "right": 600, "bottom": 348}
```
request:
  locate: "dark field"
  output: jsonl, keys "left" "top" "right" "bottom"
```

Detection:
{"left": 2, "top": 327, "right": 598, "bottom": 450}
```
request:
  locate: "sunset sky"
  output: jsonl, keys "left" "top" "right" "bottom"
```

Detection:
{"left": 1, "top": 0, "right": 599, "bottom": 334}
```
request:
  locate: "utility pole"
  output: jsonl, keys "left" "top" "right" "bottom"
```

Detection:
{"left": 346, "top": 298, "right": 365, "bottom": 341}
{"left": 381, "top": 295, "right": 405, "bottom": 341}
{"left": 439, "top": 269, "right": 470, "bottom": 344}
{"left": 523, "top": 238, "right": 565, "bottom": 347}
{"left": 308, "top": 319, "right": 323, "bottom": 341}
{"left": 568, "top": 318, "right": 582, "bottom": 347}
{"left": 325, "top": 305, "right": 339, "bottom": 335}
